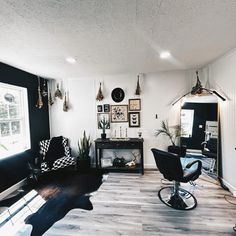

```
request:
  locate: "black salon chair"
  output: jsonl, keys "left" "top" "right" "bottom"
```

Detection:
{"left": 151, "top": 148, "right": 202, "bottom": 210}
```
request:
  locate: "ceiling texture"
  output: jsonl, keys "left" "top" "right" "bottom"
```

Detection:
{"left": 1, "top": 0, "right": 236, "bottom": 79}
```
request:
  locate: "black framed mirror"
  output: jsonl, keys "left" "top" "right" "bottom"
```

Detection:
{"left": 111, "top": 88, "right": 125, "bottom": 103}
{"left": 180, "top": 95, "right": 219, "bottom": 178}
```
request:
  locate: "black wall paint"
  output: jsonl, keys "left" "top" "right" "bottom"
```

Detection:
{"left": 0, "top": 63, "right": 50, "bottom": 192}
{"left": 181, "top": 102, "right": 218, "bottom": 150}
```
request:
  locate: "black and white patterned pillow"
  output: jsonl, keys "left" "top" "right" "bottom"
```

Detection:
{"left": 39, "top": 137, "right": 70, "bottom": 160}
{"left": 41, "top": 156, "right": 76, "bottom": 173}
{"left": 39, "top": 139, "right": 51, "bottom": 159}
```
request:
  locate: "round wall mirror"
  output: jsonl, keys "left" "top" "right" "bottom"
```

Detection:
{"left": 111, "top": 88, "right": 125, "bottom": 103}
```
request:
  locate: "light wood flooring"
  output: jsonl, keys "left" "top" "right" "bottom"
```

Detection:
{"left": 45, "top": 170, "right": 236, "bottom": 236}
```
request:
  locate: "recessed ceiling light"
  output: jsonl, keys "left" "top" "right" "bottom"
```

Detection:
{"left": 160, "top": 51, "right": 171, "bottom": 59}
{"left": 66, "top": 57, "right": 76, "bottom": 64}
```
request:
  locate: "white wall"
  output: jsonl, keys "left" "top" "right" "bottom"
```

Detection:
{"left": 208, "top": 49, "right": 236, "bottom": 193}
{"left": 49, "top": 78, "right": 96, "bottom": 157}
{"left": 142, "top": 71, "right": 188, "bottom": 167}
{"left": 49, "top": 70, "right": 189, "bottom": 168}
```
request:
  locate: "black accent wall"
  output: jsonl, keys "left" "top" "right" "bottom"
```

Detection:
{"left": 0, "top": 63, "right": 50, "bottom": 192}
{"left": 181, "top": 102, "right": 218, "bottom": 150}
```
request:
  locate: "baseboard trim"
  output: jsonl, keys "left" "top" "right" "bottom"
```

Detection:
{"left": 0, "top": 179, "right": 27, "bottom": 201}
{"left": 220, "top": 177, "right": 236, "bottom": 195}
{"left": 144, "top": 164, "right": 156, "bottom": 169}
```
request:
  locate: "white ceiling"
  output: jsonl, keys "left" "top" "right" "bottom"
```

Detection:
{"left": 1, "top": 0, "right": 236, "bottom": 79}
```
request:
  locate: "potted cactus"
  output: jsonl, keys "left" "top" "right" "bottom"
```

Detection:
{"left": 99, "top": 116, "right": 109, "bottom": 139}
{"left": 77, "top": 131, "right": 92, "bottom": 171}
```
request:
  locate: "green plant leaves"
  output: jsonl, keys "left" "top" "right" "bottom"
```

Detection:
{"left": 154, "top": 120, "right": 181, "bottom": 146}
{"left": 78, "top": 131, "right": 92, "bottom": 159}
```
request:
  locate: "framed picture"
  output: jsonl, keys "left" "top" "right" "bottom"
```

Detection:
{"left": 97, "top": 113, "right": 110, "bottom": 129}
{"left": 97, "top": 105, "right": 103, "bottom": 112}
{"left": 129, "top": 99, "right": 141, "bottom": 111}
{"left": 111, "top": 105, "right": 128, "bottom": 122}
{"left": 104, "top": 104, "right": 110, "bottom": 112}
{"left": 101, "top": 157, "right": 113, "bottom": 168}
{"left": 129, "top": 112, "right": 140, "bottom": 127}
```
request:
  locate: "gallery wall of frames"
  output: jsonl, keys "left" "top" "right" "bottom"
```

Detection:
{"left": 95, "top": 78, "right": 142, "bottom": 139}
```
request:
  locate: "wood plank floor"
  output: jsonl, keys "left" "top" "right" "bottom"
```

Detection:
{"left": 45, "top": 171, "right": 236, "bottom": 236}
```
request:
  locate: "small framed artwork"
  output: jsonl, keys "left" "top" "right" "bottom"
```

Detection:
{"left": 129, "top": 112, "right": 140, "bottom": 127}
{"left": 129, "top": 99, "right": 141, "bottom": 111}
{"left": 97, "top": 113, "right": 110, "bottom": 129}
{"left": 97, "top": 105, "right": 103, "bottom": 112}
{"left": 104, "top": 104, "right": 110, "bottom": 112}
{"left": 111, "top": 105, "right": 128, "bottom": 122}
{"left": 101, "top": 157, "right": 113, "bottom": 168}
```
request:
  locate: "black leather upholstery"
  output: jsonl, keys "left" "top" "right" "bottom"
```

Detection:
{"left": 151, "top": 148, "right": 202, "bottom": 183}
{"left": 152, "top": 149, "right": 184, "bottom": 181}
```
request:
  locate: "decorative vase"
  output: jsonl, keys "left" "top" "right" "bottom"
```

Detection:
{"left": 101, "top": 133, "right": 106, "bottom": 139}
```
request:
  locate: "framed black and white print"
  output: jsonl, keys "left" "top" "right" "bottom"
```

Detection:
{"left": 101, "top": 157, "right": 113, "bottom": 167}
{"left": 103, "top": 104, "right": 110, "bottom": 112}
{"left": 129, "top": 112, "right": 140, "bottom": 127}
{"left": 111, "top": 105, "right": 128, "bottom": 122}
{"left": 97, "top": 113, "right": 110, "bottom": 129}
{"left": 97, "top": 105, "right": 103, "bottom": 112}
{"left": 129, "top": 99, "right": 141, "bottom": 111}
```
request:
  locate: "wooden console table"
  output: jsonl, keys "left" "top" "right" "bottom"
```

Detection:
{"left": 94, "top": 138, "right": 144, "bottom": 174}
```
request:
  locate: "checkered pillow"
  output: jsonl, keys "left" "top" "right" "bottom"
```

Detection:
{"left": 39, "top": 137, "right": 71, "bottom": 160}
{"left": 41, "top": 156, "right": 76, "bottom": 173}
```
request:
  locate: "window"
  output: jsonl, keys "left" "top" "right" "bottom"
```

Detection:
{"left": 0, "top": 83, "right": 30, "bottom": 158}
{"left": 180, "top": 109, "right": 194, "bottom": 138}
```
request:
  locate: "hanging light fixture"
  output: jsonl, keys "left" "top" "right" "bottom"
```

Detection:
{"left": 172, "top": 71, "right": 226, "bottom": 106}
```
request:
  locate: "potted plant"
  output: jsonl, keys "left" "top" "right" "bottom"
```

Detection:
{"left": 99, "top": 116, "right": 109, "bottom": 139}
{"left": 154, "top": 120, "right": 186, "bottom": 156}
{"left": 77, "top": 131, "right": 92, "bottom": 171}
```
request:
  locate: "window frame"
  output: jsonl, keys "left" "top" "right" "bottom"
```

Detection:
{"left": 0, "top": 82, "right": 31, "bottom": 158}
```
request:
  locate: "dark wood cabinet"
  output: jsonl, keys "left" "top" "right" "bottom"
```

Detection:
{"left": 94, "top": 138, "right": 144, "bottom": 174}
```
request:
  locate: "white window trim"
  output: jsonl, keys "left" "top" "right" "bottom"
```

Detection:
{"left": 0, "top": 82, "right": 31, "bottom": 158}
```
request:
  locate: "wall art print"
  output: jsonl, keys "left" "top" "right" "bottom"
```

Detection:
{"left": 111, "top": 105, "right": 128, "bottom": 122}
{"left": 97, "top": 105, "right": 103, "bottom": 112}
{"left": 103, "top": 104, "right": 110, "bottom": 112}
{"left": 129, "top": 112, "right": 140, "bottom": 127}
{"left": 97, "top": 113, "right": 110, "bottom": 129}
{"left": 129, "top": 99, "right": 141, "bottom": 111}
